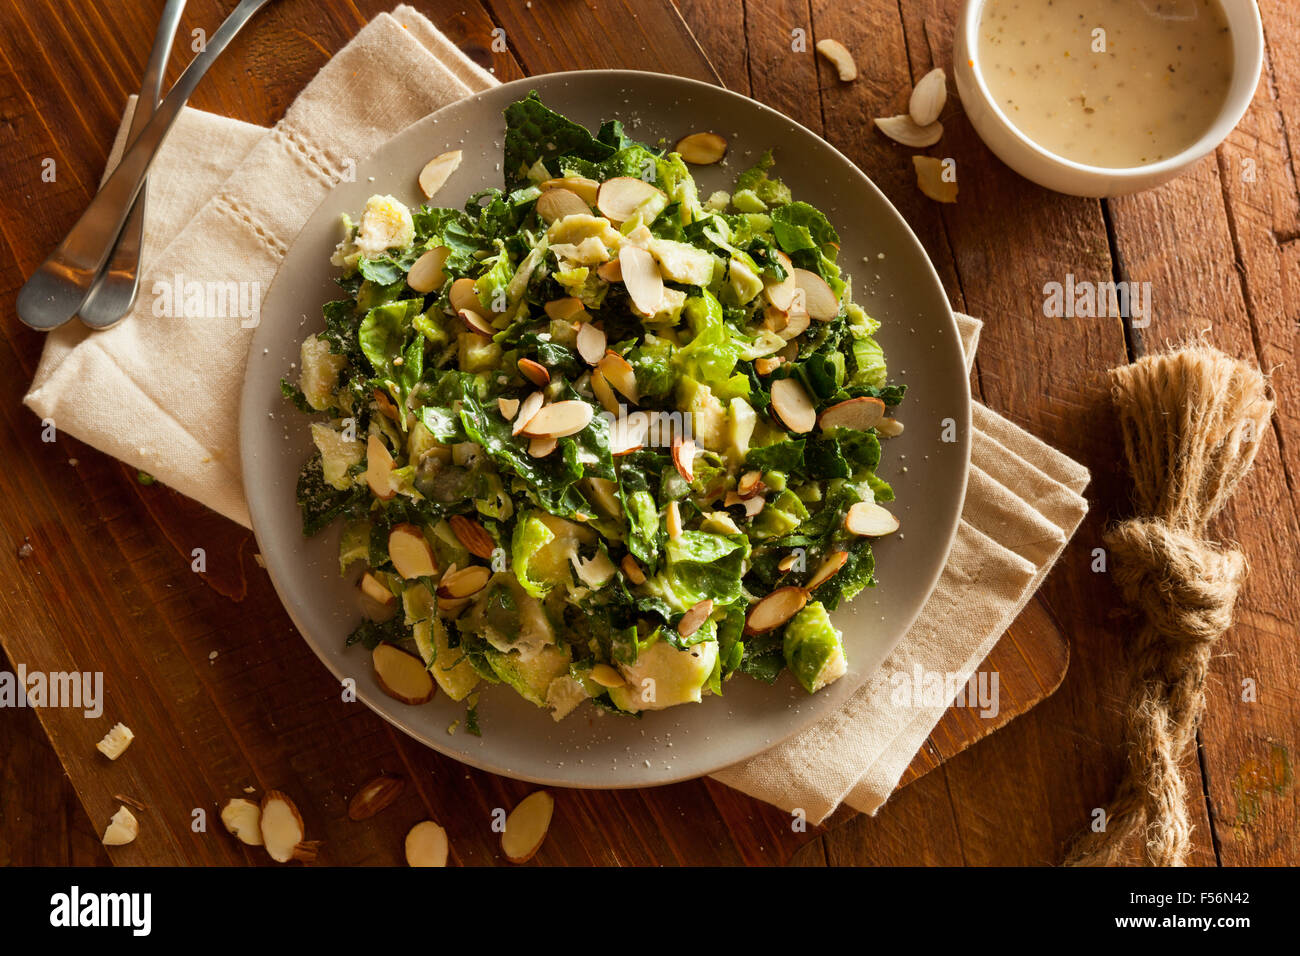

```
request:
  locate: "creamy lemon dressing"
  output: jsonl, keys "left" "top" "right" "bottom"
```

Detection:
{"left": 978, "top": 0, "right": 1234, "bottom": 168}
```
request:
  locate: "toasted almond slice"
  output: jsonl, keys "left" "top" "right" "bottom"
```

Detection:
{"left": 597, "top": 350, "right": 639, "bottom": 403}
{"left": 674, "top": 132, "right": 727, "bottom": 165}
{"left": 537, "top": 187, "right": 591, "bottom": 223}
{"left": 520, "top": 400, "right": 594, "bottom": 439}
{"left": 437, "top": 564, "right": 491, "bottom": 599}
{"left": 909, "top": 67, "right": 948, "bottom": 127}
{"left": 620, "top": 554, "right": 646, "bottom": 585}
{"left": 597, "top": 176, "right": 665, "bottom": 223}
{"left": 914, "top": 155, "right": 957, "bottom": 203}
{"left": 618, "top": 245, "right": 664, "bottom": 317}
{"left": 95, "top": 722, "right": 134, "bottom": 760}
{"left": 348, "top": 774, "right": 406, "bottom": 821}
{"left": 590, "top": 663, "right": 626, "bottom": 688}
{"left": 816, "top": 38, "right": 857, "bottom": 81}
{"left": 541, "top": 176, "right": 600, "bottom": 205}
{"left": 765, "top": 251, "right": 799, "bottom": 311}
{"left": 389, "top": 523, "right": 438, "bottom": 579}
{"left": 777, "top": 552, "right": 799, "bottom": 573}
{"left": 818, "top": 396, "right": 886, "bottom": 431}
{"left": 449, "top": 514, "right": 495, "bottom": 560}
{"left": 610, "top": 413, "right": 649, "bottom": 456}
{"left": 596, "top": 259, "right": 623, "bottom": 282}
{"left": 544, "top": 297, "right": 586, "bottom": 322}
{"left": 737, "top": 470, "right": 765, "bottom": 497}
{"left": 755, "top": 356, "right": 782, "bottom": 375}
{"left": 405, "top": 820, "right": 449, "bottom": 867}
{"left": 576, "top": 322, "right": 607, "bottom": 365}
{"left": 502, "top": 791, "right": 554, "bottom": 863}
{"left": 528, "top": 436, "right": 558, "bottom": 457}
{"left": 259, "top": 791, "right": 305, "bottom": 863}
{"left": 794, "top": 268, "right": 839, "bottom": 320}
{"left": 518, "top": 357, "right": 550, "bottom": 387}
{"left": 678, "top": 598, "right": 713, "bottom": 638}
{"left": 373, "top": 643, "right": 437, "bottom": 705}
{"left": 874, "top": 114, "right": 944, "bottom": 148}
{"left": 770, "top": 378, "right": 817, "bottom": 433}
{"left": 876, "top": 417, "right": 905, "bottom": 438}
{"left": 807, "top": 550, "right": 849, "bottom": 591}
{"left": 372, "top": 388, "right": 400, "bottom": 422}
{"left": 589, "top": 368, "right": 620, "bottom": 414}
{"left": 777, "top": 309, "right": 810, "bottom": 341}
{"left": 359, "top": 571, "right": 394, "bottom": 606}
{"left": 450, "top": 277, "right": 487, "bottom": 317}
{"left": 365, "top": 433, "right": 397, "bottom": 500}
{"left": 419, "top": 149, "right": 462, "bottom": 198}
{"left": 459, "top": 308, "right": 495, "bottom": 338}
{"left": 666, "top": 500, "right": 683, "bottom": 540}
{"left": 845, "top": 501, "right": 900, "bottom": 537}
{"left": 742, "top": 494, "right": 765, "bottom": 519}
{"left": 407, "top": 245, "right": 451, "bottom": 293}
{"left": 221, "top": 798, "right": 263, "bottom": 846}
{"left": 672, "top": 437, "right": 696, "bottom": 483}
{"left": 513, "top": 391, "right": 546, "bottom": 437}
{"left": 498, "top": 396, "right": 520, "bottom": 420}
{"left": 744, "top": 586, "right": 809, "bottom": 635}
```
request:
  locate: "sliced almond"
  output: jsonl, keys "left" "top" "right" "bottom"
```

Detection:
{"left": 518, "top": 357, "right": 550, "bottom": 387}
{"left": 259, "top": 791, "right": 305, "bottom": 863}
{"left": 590, "top": 663, "right": 626, "bottom": 688}
{"left": 407, "top": 246, "right": 451, "bottom": 294}
{"left": 818, "top": 396, "right": 886, "bottom": 431}
{"left": 498, "top": 396, "right": 520, "bottom": 420}
{"left": 908, "top": 67, "right": 947, "bottom": 127}
{"left": 221, "top": 798, "right": 263, "bottom": 846}
{"left": 590, "top": 368, "right": 620, "bottom": 414}
{"left": 520, "top": 400, "right": 594, "bottom": 439}
{"left": 674, "top": 132, "right": 727, "bottom": 165}
{"left": 596, "top": 176, "right": 665, "bottom": 223}
{"left": 845, "top": 501, "right": 900, "bottom": 537}
{"left": 418, "top": 149, "right": 462, "bottom": 198}
{"left": 576, "top": 322, "right": 607, "bottom": 365}
{"left": 755, "top": 356, "right": 782, "bottom": 375}
{"left": 874, "top": 114, "right": 944, "bottom": 148}
{"left": 389, "top": 523, "right": 438, "bottom": 579}
{"left": 737, "top": 470, "right": 765, "bottom": 497}
{"left": 807, "top": 550, "right": 849, "bottom": 591}
{"left": 777, "top": 552, "right": 799, "bottom": 573}
{"left": 816, "top": 38, "right": 857, "bottom": 82}
{"left": 770, "top": 378, "right": 817, "bottom": 433}
{"left": 876, "top": 417, "right": 905, "bottom": 438}
{"left": 666, "top": 500, "right": 683, "bottom": 540}
{"left": 437, "top": 564, "right": 491, "bottom": 599}
{"left": 536, "top": 187, "right": 590, "bottom": 223}
{"left": 914, "top": 155, "right": 957, "bottom": 203}
{"left": 610, "top": 413, "right": 649, "bottom": 456}
{"left": 459, "top": 308, "right": 495, "bottom": 338}
{"left": 101, "top": 805, "right": 139, "bottom": 847}
{"left": 359, "top": 571, "right": 394, "bottom": 606}
{"left": 778, "top": 309, "right": 810, "bottom": 341}
{"left": 621, "top": 554, "right": 646, "bottom": 585}
{"left": 372, "top": 388, "right": 400, "bottom": 422}
{"left": 528, "top": 436, "right": 558, "bottom": 457}
{"left": 794, "top": 268, "right": 839, "bottom": 321}
{"left": 742, "top": 494, "right": 765, "bottom": 519}
{"left": 765, "top": 250, "right": 798, "bottom": 311}
{"left": 95, "top": 722, "right": 134, "bottom": 760}
{"left": 365, "top": 433, "right": 397, "bottom": 500}
{"left": 597, "top": 351, "right": 639, "bottom": 403}
{"left": 405, "top": 820, "right": 449, "bottom": 867}
{"left": 618, "top": 245, "right": 664, "bottom": 317}
{"left": 502, "top": 791, "right": 554, "bottom": 863}
{"left": 513, "top": 391, "right": 546, "bottom": 436}
{"left": 544, "top": 297, "right": 586, "bottom": 322}
{"left": 541, "top": 176, "right": 599, "bottom": 205}
{"left": 672, "top": 437, "right": 696, "bottom": 483}
{"left": 373, "top": 643, "right": 437, "bottom": 705}
{"left": 449, "top": 514, "right": 495, "bottom": 560}
{"left": 744, "top": 586, "right": 809, "bottom": 635}
{"left": 450, "top": 277, "right": 487, "bottom": 317}
{"left": 596, "top": 259, "right": 623, "bottom": 282}
{"left": 678, "top": 599, "right": 713, "bottom": 638}
{"left": 347, "top": 774, "right": 406, "bottom": 821}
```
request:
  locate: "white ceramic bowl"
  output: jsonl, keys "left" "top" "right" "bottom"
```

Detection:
{"left": 954, "top": 0, "right": 1263, "bottom": 197}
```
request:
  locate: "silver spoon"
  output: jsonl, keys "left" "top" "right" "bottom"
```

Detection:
{"left": 16, "top": 0, "right": 276, "bottom": 331}
{"left": 77, "top": 0, "right": 187, "bottom": 330}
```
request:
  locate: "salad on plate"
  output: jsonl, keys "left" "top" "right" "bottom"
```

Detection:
{"left": 283, "top": 93, "right": 905, "bottom": 729}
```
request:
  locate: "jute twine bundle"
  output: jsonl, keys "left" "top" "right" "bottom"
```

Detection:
{"left": 1066, "top": 345, "right": 1274, "bottom": 867}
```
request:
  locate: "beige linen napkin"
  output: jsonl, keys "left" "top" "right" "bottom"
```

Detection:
{"left": 24, "top": 7, "right": 1088, "bottom": 822}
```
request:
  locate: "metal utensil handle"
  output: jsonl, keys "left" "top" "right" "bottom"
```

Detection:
{"left": 16, "top": 0, "right": 273, "bottom": 330}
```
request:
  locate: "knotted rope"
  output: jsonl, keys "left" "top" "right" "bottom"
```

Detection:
{"left": 1065, "top": 345, "right": 1273, "bottom": 867}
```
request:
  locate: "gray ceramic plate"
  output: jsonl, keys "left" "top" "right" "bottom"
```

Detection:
{"left": 239, "top": 70, "right": 970, "bottom": 788}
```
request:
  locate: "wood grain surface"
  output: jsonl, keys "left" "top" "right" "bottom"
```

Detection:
{"left": 0, "top": 0, "right": 1294, "bottom": 867}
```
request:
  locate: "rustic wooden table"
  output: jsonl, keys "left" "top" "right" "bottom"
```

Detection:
{"left": 0, "top": 0, "right": 1295, "bottom": 867}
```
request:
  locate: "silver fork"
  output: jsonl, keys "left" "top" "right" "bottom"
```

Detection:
{"left": 77, "top": 0, "right": 187, "bottom": 329}
{"left": 16, "top": 0, "right": 277, "bottom": 332}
